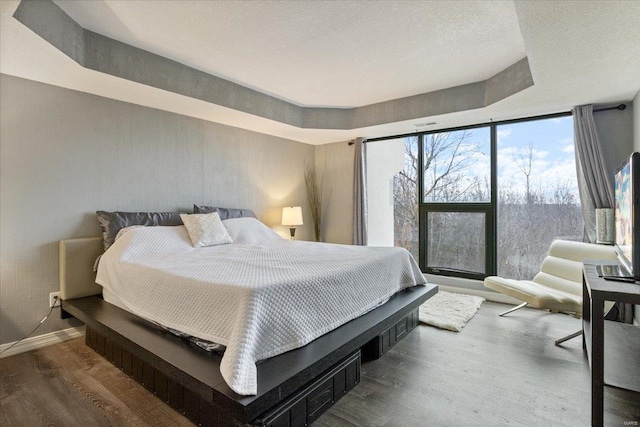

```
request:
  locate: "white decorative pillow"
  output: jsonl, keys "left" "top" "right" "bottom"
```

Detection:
{"left": 180, "top": 212, "right": 233, "bottom": 247}
{"left": 223, "top": 217, "right": 283, "bottom": 244}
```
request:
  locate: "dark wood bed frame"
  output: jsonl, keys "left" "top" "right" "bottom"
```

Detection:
{"left": 59, "top": 237, "right": 437, "bottom": 426}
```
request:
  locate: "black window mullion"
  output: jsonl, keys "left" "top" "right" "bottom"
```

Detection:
{"left": 422, "top": 203, "right": 492, "bottom": 212}
{"left": 419, "top": 205, "right": 427, "bottom": 272}
{"left": 484, "top": 207, "right": 495, "bottom": 277}
{"left": 488, "top": 124, "right": 498, "bottom": 276}
{"left": 418, "top": 135, "right": 425, "bottom": 270}
{"left": 418, "top": 135, "right": 424, "bottom": 204}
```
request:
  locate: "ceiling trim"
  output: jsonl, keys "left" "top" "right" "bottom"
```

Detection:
{"left": 14, "top": 0, "right": 534, "bottom": 131}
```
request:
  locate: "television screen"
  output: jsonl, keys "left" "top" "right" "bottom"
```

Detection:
{"left": 615, "top": 162, "right": 633, "bottom": 259}
{"left": 614, "top": 152, "right": 640, "bottom": 278}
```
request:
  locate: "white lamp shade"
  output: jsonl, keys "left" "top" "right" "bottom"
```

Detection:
{"left": 282, "top": 206, "right": 303, "bottom": 226}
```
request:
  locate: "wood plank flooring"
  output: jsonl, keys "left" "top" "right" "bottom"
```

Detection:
{"left": 1, "top": 301, "right": 638, "bottom": 426}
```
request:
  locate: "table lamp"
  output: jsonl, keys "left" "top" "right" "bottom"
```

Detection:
{"left": 282, "top": 206, "right": 303, "bottom": 240}
{"left": 596, "top": 208, "right": 614, "bottom": 244}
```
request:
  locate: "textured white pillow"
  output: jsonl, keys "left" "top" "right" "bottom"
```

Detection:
{"left": 223, "top": 217, "right": 283, "bottom": 244}
{"left": 180, "top": 212, "right": 233, "bottom": 247}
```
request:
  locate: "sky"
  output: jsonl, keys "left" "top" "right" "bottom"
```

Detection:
{"left": 450, "top": 116, "right": 577, "bottom": 201}
{"left": 496, "top": 116, "right": 577, "bottom": 199}
{"left": 397, "top": 115, "right": 578, "bottom": 203}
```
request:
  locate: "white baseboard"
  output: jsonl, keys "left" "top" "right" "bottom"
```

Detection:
{"left": 0, "top": 326, "right": 85, "bottom": 359}
{"left": 436, "top": 284, "right": 522, "bottom": 305}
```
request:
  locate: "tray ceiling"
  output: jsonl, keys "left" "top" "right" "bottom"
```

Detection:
{"left": 1, "top": 1, "right": 639, "bottom": 144}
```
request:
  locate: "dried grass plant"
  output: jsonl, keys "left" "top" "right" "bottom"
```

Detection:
{"left": 305, "top": 164, "right": 331, "bottom": 242}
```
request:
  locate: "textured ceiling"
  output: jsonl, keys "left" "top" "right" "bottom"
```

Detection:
{"left": 1, "top": 0, "right": 639, "bottom": 145}
{"left": 53, "top": 0, "right": 526, "bottom": 108}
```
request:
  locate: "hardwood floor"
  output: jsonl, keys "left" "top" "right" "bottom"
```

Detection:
{"left": 1, "top": 301, "right": 638, "bottom": 426}
{"left": 317, "top": 302, "right": 640, "bottom": 427}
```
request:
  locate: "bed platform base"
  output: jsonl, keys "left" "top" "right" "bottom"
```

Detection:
{"left": 63, "top": 284, "right": 436, "bottom": 426}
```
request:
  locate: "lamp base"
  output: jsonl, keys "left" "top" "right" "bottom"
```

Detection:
{"left": 289, "top": 227, "right": 296, "bottom": 240}
{"left": 596, "top": 208, "right": 614, "bottom": 244}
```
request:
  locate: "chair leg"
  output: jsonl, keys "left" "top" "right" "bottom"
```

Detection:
{"left": 498, "top": 302, "right": 528, "bottom": 317}
{"left": 555, "top": 330, "right": 582, "bottom": 346}
{"left": 555, "top": 305, "right": 616, "bottom": 346}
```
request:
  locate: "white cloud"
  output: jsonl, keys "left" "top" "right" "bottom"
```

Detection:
{"left": 497, "top": 145, "right": 579, "bottom": 199}
{"left": 497, "top": 128, "right": 512, "bottom": 142}
{"left": 558, "top": 137, "right": 574, "bottom": 154}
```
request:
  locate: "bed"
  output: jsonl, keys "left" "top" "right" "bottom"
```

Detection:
{"left": 60, "top": 208, "right": 437, "bottom": 426}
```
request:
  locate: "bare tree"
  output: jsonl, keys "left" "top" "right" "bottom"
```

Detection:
{"left": 393, "top": 137, "right": 419, "bottom": 257}
{"left": 514, "top": 143, "right": 535, "bottom": 205}
{"left": 423, "top": 131, "right": 484, "bottom": 202}
{"left": 393, "top": 132, "right": 484, "bottom": 260}
{"left": 391, "top": 132, "right": 582, "bottom": 280}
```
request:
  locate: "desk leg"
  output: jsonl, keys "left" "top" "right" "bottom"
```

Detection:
{"left": 591, "top": 298, "right": 604, "bottom": 427}
{"left": 582, "top": 276, "right": 590, "bottom": 353}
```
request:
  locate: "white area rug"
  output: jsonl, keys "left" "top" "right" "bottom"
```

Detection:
{"left": 419, "top": 291, "right": 485, "bottom": 332}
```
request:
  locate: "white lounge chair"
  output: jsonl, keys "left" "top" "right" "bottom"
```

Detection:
{"left": 484, "top": 239, "right": 617, "bottom": 345}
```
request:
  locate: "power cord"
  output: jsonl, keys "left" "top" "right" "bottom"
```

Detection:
{"left": 0, "top": 295, "right": 58, "bottom": 356}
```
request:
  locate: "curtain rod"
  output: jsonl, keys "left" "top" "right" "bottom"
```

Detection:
{"left": 347, "top": 104, "right": 627, "bottom": 145}
{"left": 594, "top": 103, "right": 626, "bottom": 113}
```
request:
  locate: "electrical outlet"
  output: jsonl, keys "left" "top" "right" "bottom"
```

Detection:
{"left": 49, "top": 292, "right": 60, "bottom": 308}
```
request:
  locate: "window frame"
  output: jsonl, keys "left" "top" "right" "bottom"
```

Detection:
{"left": 419, "top": 203, "right": 495, "bottom": 280}
{"left": 418, "top": 123, "right": 496, "bottom": 280}
{"left": 370, "top": 110, "right": 573, "bottom": 280}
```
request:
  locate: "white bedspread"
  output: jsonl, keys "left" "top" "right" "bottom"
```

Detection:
{"left": 96, "top": 224, "right": 425, "bottom": 395}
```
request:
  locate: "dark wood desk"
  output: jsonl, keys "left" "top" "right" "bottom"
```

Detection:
{"left": 582, "top": 262, "right": 640, "bottom": 427}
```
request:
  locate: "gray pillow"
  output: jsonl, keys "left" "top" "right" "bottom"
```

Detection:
{"left": 193, "top": 205, "right": 256, "bottom": 220}
{"left": 96, "top": 211, "right": 184, "bottom": 251}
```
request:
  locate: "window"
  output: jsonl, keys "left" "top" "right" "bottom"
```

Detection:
{"left": 367, "top": 137, "right": 411, "bottom": 248}
{"left": 496, "top": 117, "right": 582, "bottom": 280}
{"left": 422, "top": 128, "right": 491, "bottom": 203}
{"left": 426, "top": 211, "right": 486, "bottom": 274}
{"left": 393, "top": 137, "right": 419, "bottom": 259}
{"left": 369, "top": 113, "right": 583, "bottom": 280}
{"left": 419, "top": 126, "right": 494, "bottom": 279}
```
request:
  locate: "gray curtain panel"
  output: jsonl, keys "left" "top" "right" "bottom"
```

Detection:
{"left": 573, "top": 104, "right": 632, "bottom": 323}
{"left": 573, "top": 104, "right": 614, "bottom": 243}
{"left": 353, "top": 137, "right": 368, "bottom": 246}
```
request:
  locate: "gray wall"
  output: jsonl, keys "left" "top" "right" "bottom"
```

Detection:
{"left": 315, "top": 141, "right": 355, "bottom": 245}
{"left": 0, "top": 74, "right": 314, "bottom": 345}
{"left": 594, "top": 103, "right": 634, "bottom": 177}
